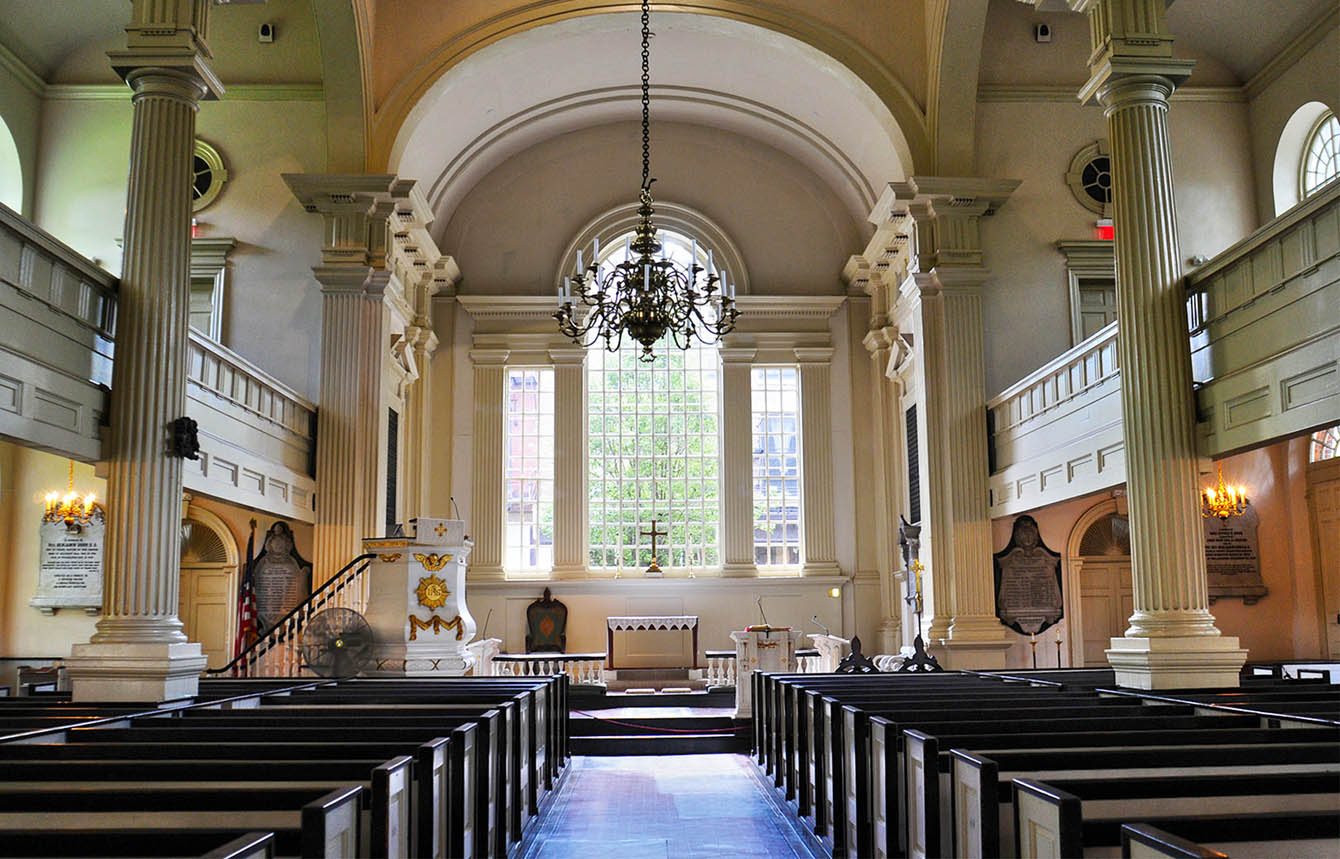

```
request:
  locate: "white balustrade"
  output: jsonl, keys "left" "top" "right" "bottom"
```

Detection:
{"left": 489, "top": 653, "right": 607, "bottom": 687}
{"left": 796, "top": 649, "right": 822, "bottom": 673}
{"left": 704, "top": 650, "right": 737, "bottom": 687}
{"left": 807, "top": 634, "right": 850, "bottom": 672}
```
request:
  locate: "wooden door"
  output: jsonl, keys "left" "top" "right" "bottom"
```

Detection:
{"left": 180, "top": 564, "right": 234, "bottom": 669}
{"left": 1308, "top": 459, "right": 1340, "bottom": 658}
{"left": 1078, "top": 560, "right": 1132, "bottom": 666}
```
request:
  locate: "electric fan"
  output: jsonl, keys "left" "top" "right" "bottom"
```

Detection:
{"left": 298, "top": 607, "right": 375, "bottom": 678}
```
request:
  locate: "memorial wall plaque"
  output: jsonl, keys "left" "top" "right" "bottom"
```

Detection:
{"left": 1205, "top": 504, "right": 1267, "bottom": 604}
{"left": 252, "top": 522, "right": 312, "bottom": 630}
{"left": 993, "top": 514, "right": 1064, "bottom": 635}
{"left": 32, "top": 510, "right": 105, "bottom": 614}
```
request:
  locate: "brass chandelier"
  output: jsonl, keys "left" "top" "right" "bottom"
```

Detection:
{"left": 554, "top": 0, "right": 739, "bottom": 362}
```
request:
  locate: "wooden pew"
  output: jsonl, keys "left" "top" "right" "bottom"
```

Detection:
{"left": 1012, "top": 771, "right": 1340, "bottom": 858}
{"left": 1119, "top": 814, "right": 1340, "bottom": 858}
{"left": 951, "top": 740, "right": 1340, "bottom": 858}
{"left": 0, "top": 783, "right": 363, "bottom": 858}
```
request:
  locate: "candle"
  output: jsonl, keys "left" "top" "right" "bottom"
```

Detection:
{"left": 592, "top": 235, "right": 600, "bottom": 259}
{"left": 576, "top": 248, "right": 583, "bottom": 271}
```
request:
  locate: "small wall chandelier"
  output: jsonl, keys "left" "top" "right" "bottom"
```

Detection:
{"left": 554, "top": 0, "right": 738, "bottom": 362}
{"left": 1201, "top": 462, "right": 1248, "bottom": 519}
{"left": 43, "top": 460, "right": 102, "bottom": 534}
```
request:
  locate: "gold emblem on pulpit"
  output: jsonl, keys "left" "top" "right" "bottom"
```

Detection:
{"left": 414, "top": 552, "right": 453, "bottom": 572}
{"left": 407, "top": 613, "right": 465, "bottom": 641}
{"left": 378, "top": 553, "right": 402, "bottom": 563}
{"left": 415, "top": 574, "right": 450, "bottom": 609}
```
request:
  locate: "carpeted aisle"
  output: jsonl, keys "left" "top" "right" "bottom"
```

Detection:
{"left": 522, "top": 754, "right": 821, "bottom": 858}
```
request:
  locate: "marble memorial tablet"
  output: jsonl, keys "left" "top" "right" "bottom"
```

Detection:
{"left": 1205, "top": 505, "right": 1267, "bottom": 604}
{"left": 32, "top": 512, "right": 105, "bottom": 614}
{"left": 252, "top": 522, "right": 312, "bottom": 630}
{"left": 993, "top": 514, "right": 1064, "bottom": 635}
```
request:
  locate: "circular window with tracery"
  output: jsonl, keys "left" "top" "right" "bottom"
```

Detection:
{"left": 1066, "top": 141, "right": 1113, "bottom": 217}
{"left": 192, "top": 139, "right": 227, "bottom": 212}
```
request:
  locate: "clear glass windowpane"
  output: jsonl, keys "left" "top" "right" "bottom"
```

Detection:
{"left": 504, "top": 368, "right": 554, "bottom": 572}
{"left": 751, "top": 366, "right": 804, "bottom": 570}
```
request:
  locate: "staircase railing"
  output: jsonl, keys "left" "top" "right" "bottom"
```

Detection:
{"left": 205, "top": 553, "right": 376, "bottom": 678}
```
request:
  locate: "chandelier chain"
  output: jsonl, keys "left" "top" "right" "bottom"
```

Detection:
{"left": 640, "top": 0, "right": 651, "bottom": 190}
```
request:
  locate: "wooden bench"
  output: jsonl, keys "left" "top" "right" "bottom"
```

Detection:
{"left": 951, "top": 740, "right": 1340, "bottom": 858}
{"left": 1012, "top": 771, "right": 1340, "bottom": 858}
{"left": 1119, "top": 814, "right": 1340, "bottom": 858}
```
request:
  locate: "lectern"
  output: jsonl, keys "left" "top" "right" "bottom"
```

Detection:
{"left": 730, "top": 626, "right": 805, "bottom": 718}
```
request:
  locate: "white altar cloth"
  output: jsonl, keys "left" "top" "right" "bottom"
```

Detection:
{"left": 606, "top": 615, "right": 699, "bottom": 630}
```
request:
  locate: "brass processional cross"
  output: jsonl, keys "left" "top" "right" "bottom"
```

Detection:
{"left": 641, "top": 518, "right": 668, "bottom": 574}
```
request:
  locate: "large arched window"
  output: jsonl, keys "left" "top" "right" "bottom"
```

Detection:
{"left": 1311, "top": 425, "right": 1340, "bottom": 463}
{"left": 586, "top": 229, "right": 723, "bottom": 572}
{"left": 1302, "top": 111, "right": 1340, "bottom": 199}
{"left": 0, "top": 115, "right": 22, "bottom": 212}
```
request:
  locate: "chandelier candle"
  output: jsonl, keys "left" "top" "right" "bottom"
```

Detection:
{"left": 553, "top": 0, "right": 739, "bottom": 360}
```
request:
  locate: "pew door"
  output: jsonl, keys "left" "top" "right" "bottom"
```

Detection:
{"left": 179, "top": 510, "right": 239, "bottom": 670}
{"left": 1078, "top": 558, "right": 1133, "bottom": 667}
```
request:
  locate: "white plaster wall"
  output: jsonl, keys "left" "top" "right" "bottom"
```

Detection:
{"left": 1247, "top": 22, "right": 1340, "bottom": 223}
{"left": 438, "top": 120, "right": 861, "bottom": 296}
{"left": 975, "top": 99, "right": 1257, "bottom": 396}
{"left": 32, "top": 96, "right": 327, "bottom": 400}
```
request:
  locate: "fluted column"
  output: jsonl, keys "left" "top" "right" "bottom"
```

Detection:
{"left": 796, "top": 348, "right": 841, "bottom": 576}
{"left": 469, "top": 349, "right": 509, "bottom": 581}
{"left": 720, "top": 348, "right": 757, "bottom": 577}
{"left": 863, "top": 321, "right": 903, "bottom": 652}
{"left": 400, "top": 324, "right": 438, "bottom": 524}
{"left": 1072, "top": 0, "right": 1244, "bottom": 688}
{"left": 550, "top": 348, "right": 588, "bottom": 579}
{"left": 68, "top": 4, "right": 223, "bottom": 702}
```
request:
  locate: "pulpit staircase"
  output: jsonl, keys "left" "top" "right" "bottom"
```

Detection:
{"left": 205, "top": 553, "right": 376, "bottom": 678}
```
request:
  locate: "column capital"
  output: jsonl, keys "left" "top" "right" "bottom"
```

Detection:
{"left": 1072, "top": 0, "right": 1195, "bottom": 105}
{"left": 793, "top": 346, "right": 834, "bottom": 365}
{"left": 469, "top": 348, "right": 511, "bottom": 366}
{"left": 718, "top": 347, "right": 757, "bottom": 365}
{"left": 547, "top": 347, "right": 587, "bottom": 366}
{"left": 405, "top": 324, "right": 439, "bottom": 358}
{"left": 862, "top": 325, "right": 896, "bottom": 356}
{"left": 311, "top": 264, "right": 377, "bottom": 295}
{"left": 284, "top": 174, "right": 417, "bottom": 269}
{"left": 107, "top": 0, "right": 223, "bottom": 100}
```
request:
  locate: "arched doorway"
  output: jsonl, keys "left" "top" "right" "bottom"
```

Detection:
{"left": 1065, "top": 498, "right": 1133, "bottom": 667}
{"left": 179, "top": 506, "right": 239, "bottom": 669}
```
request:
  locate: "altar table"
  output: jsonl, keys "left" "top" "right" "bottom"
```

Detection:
{"left": 606, "top": 615, "right": 700, "bottom": 669}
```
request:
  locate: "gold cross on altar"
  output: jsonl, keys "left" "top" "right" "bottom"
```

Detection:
{"left": 434, "top": 523, "right": 447, "bottom": 537}
{"left": 641, "top": 518, "right": 668, "bottom": 573}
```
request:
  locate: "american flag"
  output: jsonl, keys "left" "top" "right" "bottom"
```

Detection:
{"left": 233, "top": 519, "right": 259, "bottom": 670}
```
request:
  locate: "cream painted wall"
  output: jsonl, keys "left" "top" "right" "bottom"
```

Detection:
{"left": 975, "top": 99, "right": 1257, "bottom": 396}
{"left": 0, "top": 442, "right": 103, "bottom": 659}
{"left": 1247, "top": 22, "right": 1340, "bottom": 223}
{"left": 438, "top": 120, "right": 860, "bottom": 296}
{"left": 32, "top": 96, "right": 327, "bottom": 400}
{"left": 188, "top": 494, "right": 314, "bottom": 579}
{"left": 0, "top": 61, "right": 39, "bottom": 218}
{"left": 991, "top": 434, "right": 1325, "bottom": 667}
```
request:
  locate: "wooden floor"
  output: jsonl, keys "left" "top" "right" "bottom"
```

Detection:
{"left": 522, "top": 754, "right": 819, "bottom": 858}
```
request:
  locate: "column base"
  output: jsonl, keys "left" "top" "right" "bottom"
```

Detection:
{"left": 929, "top": 638, "right": 1013, "bottom": 670}
{"left": 66, "top": 641, "right": 207, "bottom": 703}
{"left": 550, "top": 565, "right": 588, "bottom": 580}
{"left": 878, "top": 619, "right": 902, "bottom": 655}
{"left": 1106, "top": 635, "right": 1248, "bottom": 690}
{"left": 801, "top": 561, "right": 842, "bottom": 577}
{"left": 467, "top": 565, "right": 505, "bottom": 583}
{"left": 721, "top": 562, "right": 757, "bottom": 578}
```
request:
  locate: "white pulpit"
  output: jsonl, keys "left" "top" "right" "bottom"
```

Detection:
{"left": 730, "top": 626, "right": 805, "bottom": 718}
{"left": 362, "top": 518, "right": 476, "bottom": 676}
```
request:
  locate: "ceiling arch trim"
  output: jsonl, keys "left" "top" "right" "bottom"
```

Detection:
{"left": 556, "top": 200, "right": 751, "bottom": 296}
{"left": 371, "top": 2, "right": 928, "bottom": 176}
{"left": 423, "top": 83, "right": 878, "bottom": 229}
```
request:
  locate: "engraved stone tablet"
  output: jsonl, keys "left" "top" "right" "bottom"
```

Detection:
{"left": 1205, "top": 504, "right": 1266, "bottom": 604}
{"left": 252, "top": 522, "right": 312, "bottom": 630}
{"left": 32, "top": 512, "right": 105, "bottom": 614}
{"left": 993, "top": 514, "right": 1064, "bottom": 635}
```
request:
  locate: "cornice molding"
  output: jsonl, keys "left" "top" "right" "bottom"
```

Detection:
{"left": 42, "top": 82, "right": 325, "bottom": 102}
{"left": 976, "top": 83, "right": 1246, "bottom": 103}
{"left": 456, "top": 295, "right": 561, "bottom": 321}
{"left": 0, "top": 41, "right": 44, "bottom": 98}
{"left": 1244, "top": 4, "right": 1339, "bottom": 100}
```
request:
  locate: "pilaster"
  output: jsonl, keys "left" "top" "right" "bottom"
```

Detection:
{"left": 719, "top": 347, "right": 757, "bottom": 577}
{"left": 285, "top": 174, "right": 420, "bottom": 583}
{"left": 68, "top": 0, "right": 221, "bottom": 702}
{"left": 550, "top": 347, "right": 589, "bottom": 579}
{"left": 469, "top": 348, "right": 510, "bottom": 581}
{"left": 1072, "top": 0, "right": 1244, "bottom": 688}
{"left": 796, "top": 347, "right": 840, "bottom": 577}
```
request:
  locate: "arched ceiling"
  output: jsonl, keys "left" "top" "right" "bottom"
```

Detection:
{"left": 389, "top": 10, "right": 910, "bottom": 232}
